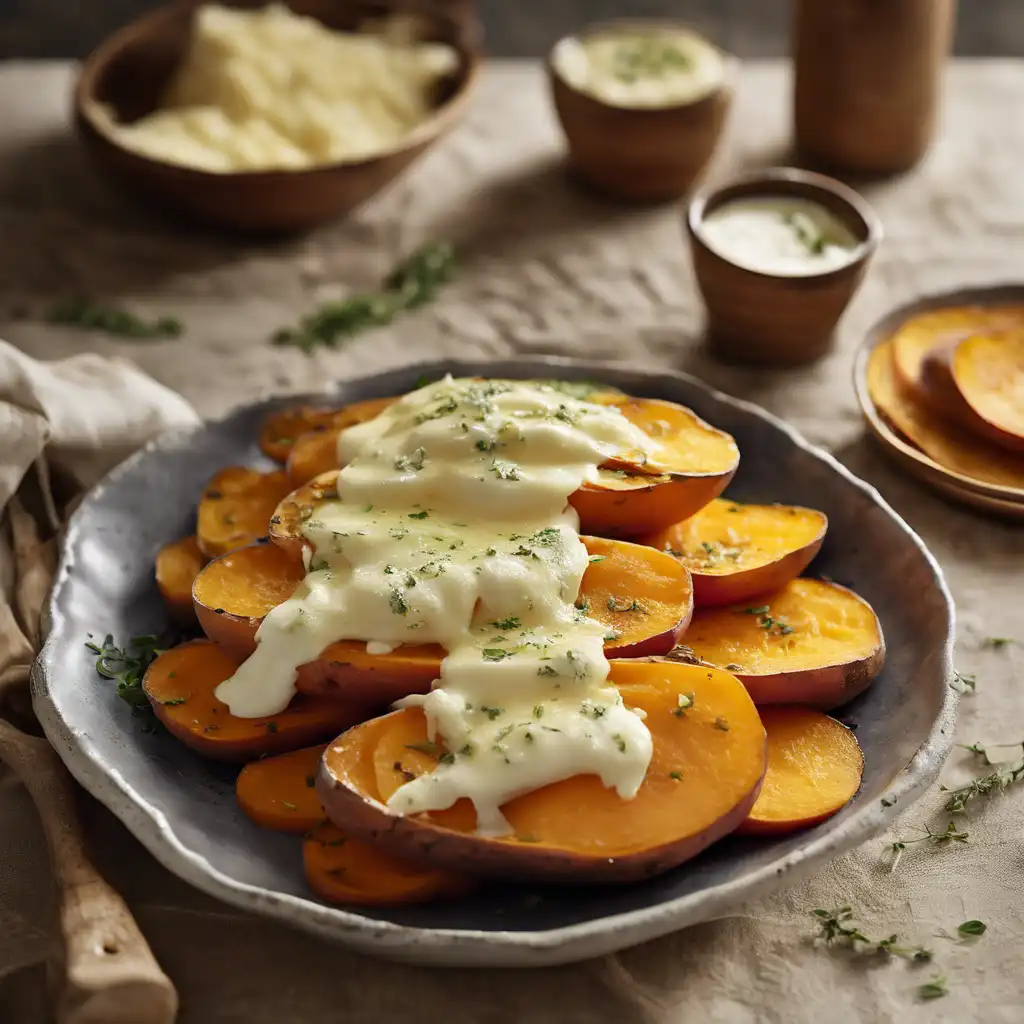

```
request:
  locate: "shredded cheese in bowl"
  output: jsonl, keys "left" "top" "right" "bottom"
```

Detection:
{"left": 89, "top": 3, "right": 460, "bottom": 173}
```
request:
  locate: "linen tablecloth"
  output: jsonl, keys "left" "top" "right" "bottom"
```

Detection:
{"left": 1, "top": 59, "right": 1023, "bottom": 1023}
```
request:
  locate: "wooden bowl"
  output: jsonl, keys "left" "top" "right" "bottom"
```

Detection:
{"left": 74, "top": 0, "right": 481, "bottom": 234}
{"left": 546, "top": 21, "right": 735, "bottom": 203}
{"left": 686, "top": 167, "right": 881, "bottom": 366}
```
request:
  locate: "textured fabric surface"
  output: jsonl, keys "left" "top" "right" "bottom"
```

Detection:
{"left": 0, "top": 60, "right": 1023, "bottom": 1023}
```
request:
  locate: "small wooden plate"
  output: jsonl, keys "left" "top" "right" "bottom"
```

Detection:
{"left": 854, "top": 284, "right": 1024, "bottom": 520}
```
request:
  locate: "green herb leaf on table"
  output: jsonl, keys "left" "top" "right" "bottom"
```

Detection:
{"left": 941, "top": 757, "right": 1024, "bottom": 813}
{"left": 49, "top": 299, "right": 183, "bottom": 339}
{"left": 884, "top": 821, "right": 969, "bottom": 871}
{"left": 273, "top": 240, "right": 456, "bottom": 353}
{"left": 918, "top": 972, "right": 949, "bottom": 1001}
{"left": 957, "top": 919, "right": 987, "bottom": 938}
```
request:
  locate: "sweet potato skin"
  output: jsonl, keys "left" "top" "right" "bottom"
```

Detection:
{"left": 155, "top": 535, "right": 207, "bottom": 626}
{"left": 142, "top": 640, "right": 370, "bottom": 762}
{"left": 683, "top": 579, "right": 886, "bottom": 710}
{"left": 736, "top": 708, "right": 863, "bottom": 835}
{"left": 317, "top": 660, "right": 767, "bottom": 884}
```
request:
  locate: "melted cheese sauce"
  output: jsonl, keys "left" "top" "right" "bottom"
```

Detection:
{"left": 552, "top": 27, "right": 725, "bottom": 109}
{"left": 214, "top": 377, "right": 657, "bottom": 835}
{"left": 699, "top": 197, "right": 861, "bottom": 277}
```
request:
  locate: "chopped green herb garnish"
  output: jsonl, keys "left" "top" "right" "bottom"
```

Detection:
{"left": 482, "top": 649, "right": 510, "bottom": 662}
{"left": 48, "top": 298, "right": 183, "bottom": 339}
{"left": 272, "top": 241, "right": 455, "bottom": 353}
{"left": 669, "top": 771, "right": 683, "bottom": 781}
{"left": 489, "top": 616, "right": 522, "bottom": 631}
{"left": 408, "top": 510, "right": 430, "bottom": 520}
{"left": 85, "top": 633, "right": 171, "bottom": 729}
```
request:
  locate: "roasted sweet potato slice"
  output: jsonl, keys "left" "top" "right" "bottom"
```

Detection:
{"left": 285, "top": 396, "right": 397, "bottom": 487}
{"left": 142, "top": 640, "right": 368, "bottom": 761}
{"left": 198, "top": 528, "right": 692, "bottom": 700}
{"left": 196, "top": 467, "right": 294, "bottom": 559}
{"left": 317, "top": 660, "right": 767, "bottom": 884}
{"left": 155, "top": 535, "right": 207, "bottom": 626}
{"left": 737, "top": 708, "right": 863, "bottom": 835}
{"left": 193, "top": 541, "right": 305, "bottom": 661}
{"left": 682, "top": 579, "right": 884, "bottom": 710}
{"left": 890, "top": 304, "right": 1024, "bottom": 401}
{"left": 641, "top": 498, "right": 826, "bottom": 607}
{"left": 866, "top": 340, "right": 1024, "bottom": 489}
{"left": 236, "top": 744, "right": 326, "bottom": 833}
{"left": 570, "top": 398, "right": 739, "bottom": 537}
{"left": 950, "top": 332, "right": 1024, "bottom": 453}
{"left": 303, "top": 821, "right": 470, "bottom": 906}
{"left": 259, "top": 405, "right": 339, "bottom": 463}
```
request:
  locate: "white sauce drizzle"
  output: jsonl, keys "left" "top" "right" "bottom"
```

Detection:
{"left": 214, "top": 377, "right": 657, "bottom": 836}
{"left": 699, "top": 196, "right": 861, "bottom": 277}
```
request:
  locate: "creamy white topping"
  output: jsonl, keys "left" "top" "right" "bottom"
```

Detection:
{"left": 214, "top": 377, "right": 657, "bottom": 835}
{"left": 552, "top": 27, "right": 725, "bottom": 109}
{"left": 699, "top": 196, "right": 861, "bottom": 277}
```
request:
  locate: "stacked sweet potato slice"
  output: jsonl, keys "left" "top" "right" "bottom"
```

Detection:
{"left": 865, "top": 304, "right": 1024, "bottom": 488}
{"left": 142, "top": 382, "right": 882, "bottom": 905}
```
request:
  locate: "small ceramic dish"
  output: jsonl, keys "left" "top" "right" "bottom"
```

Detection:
{"left": 686, "top": 167, "right": 882, "bottom": 366}
{"left": 547, "top": 20, "right": 736, "bottom": 203}
{"left": 854, "top": 283, "right": 1024, "bottom": 520}
{"left": 73, "top": 0, "right": 481, "bottom": 233}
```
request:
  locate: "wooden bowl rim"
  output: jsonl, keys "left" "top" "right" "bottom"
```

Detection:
{"left": 73, "top": 0, "right": 482, "bottom": 180}
{"left": 546, "top": 18, "right": 738, "bottom": 115}
{"left": 686, "top": 166, "right": 883, "bottom": 284}
{"left": 853, "top": 285, "right": 1024, "bottom": 503}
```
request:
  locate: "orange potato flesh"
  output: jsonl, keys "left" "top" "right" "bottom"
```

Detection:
{"left": 571, "top": 399, "right": 739, "bottom": 537}
{"left": 951, "top": 332, "right": 1024, "bottom": 452}
{"left": 284, "top": 397, "right": 740, "bottom": 537}
{"left": 890, "top": 304, "right": 1024, "bottom": 400}
{"left": 737, "top": 708, "right": 863, "bottom": 835}
{"left": 196, "top": 531, "right": 692, "bottom": 702}
{"left": 142, "top": 640, "right": 369, "bottom": 762}
{"left": 285, "top": 396, "right": 398, "bottom": 487}
{"left": 303, "top": 821, "right": 470, "bottom": 907}
{"left": 866, "top": 340, "right": 1024, "bottom": 489}
{"left": 259, "top": 406, "right": 339, "bottom": 463}
{"left": 640, "top": 498, "right": 827, "bottom": 607}
{"left": 236, "top": 744, "right": 326, "bottom": 833}
{"left": 155, "top": 535, "right": 207, "bottom": 626}
{"left": 196, "top": 467, "right": 294, "bottom": 559}
{"left": 193, "top": 541, "right": 305, "bottom": 661}
{"left": 683, "top": 579, "right": 884, "bottom": 710}
{"left": 318, "top": 660, "right": 767, "bottom": 883}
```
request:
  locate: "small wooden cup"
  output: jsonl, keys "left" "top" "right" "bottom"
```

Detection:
{"left": 547, "top": 21, "right": 735, "bottom": 203}
{"left": 74, "top": 0, "right": 481, "bottom": 234}
{"left": 685, "top": 168, "right": 882, "bottom": 366}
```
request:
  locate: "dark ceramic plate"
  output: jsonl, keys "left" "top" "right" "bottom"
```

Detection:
{"left": 32, "top": 358, "right": 956, "bottom": 967}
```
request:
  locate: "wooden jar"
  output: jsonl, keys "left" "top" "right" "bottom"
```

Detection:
{"left": 793, "top": 0, "right": 956, "bottom": 175}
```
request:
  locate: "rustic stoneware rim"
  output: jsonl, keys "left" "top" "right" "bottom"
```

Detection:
{"left": 546, "top": 18, "right": 738, "bottom": 114}
{"left": 32, "top": 356, "right": 957, "bottom": 967}
{"left": 75, "top": 0, "right": 481, "bottom": 179}
{"left": 687, "top": 166, "right": 883, "bottom": 283}
{"left": 854, "top": 281, "right": 1024, "bottom": 504}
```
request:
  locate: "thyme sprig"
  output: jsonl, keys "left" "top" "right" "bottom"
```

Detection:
{"left": 48, "top": 298, "right": 183, "bottom": 339}
{"left": 84, "top": 633, "right": 171, "bottom": 729}
{"left": 942, "top": 757, "right": 1024, "bottom": 813}
{"left": 273, "top": 241, "right": 455, "bottom": 353}
{"left": 809, "top": 906, "right": 932, "bottom": 962}
{"left": 885, "top": 821, "right": 969, "bottom": 872}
